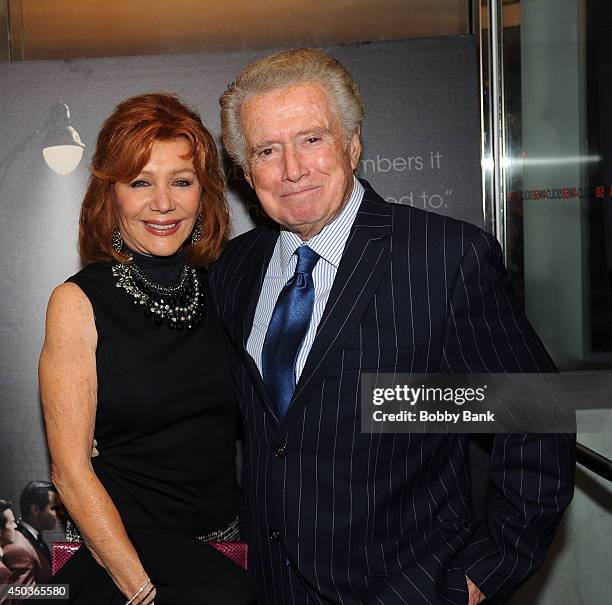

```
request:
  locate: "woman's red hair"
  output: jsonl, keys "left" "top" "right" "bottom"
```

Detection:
{"left": 79, "top": 92, "right": 229, "bottom": 267}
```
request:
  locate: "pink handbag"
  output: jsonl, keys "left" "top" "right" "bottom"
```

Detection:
{"left": 52, "top": 540, "right": 248, "bottom": 574}
{"left": 51, "top": 542, "right": 81, "bottom": 574}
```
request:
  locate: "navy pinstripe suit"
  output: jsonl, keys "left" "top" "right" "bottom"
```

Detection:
{"left": 209, "top": 181, "right": 575, "bottom": 605}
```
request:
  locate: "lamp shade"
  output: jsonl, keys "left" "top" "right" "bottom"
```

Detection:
{"left": 42, "top": 144, "right": 85, "bottom": 176}
{"left": 42, "top": 103, "right": 85, "bottom": 175}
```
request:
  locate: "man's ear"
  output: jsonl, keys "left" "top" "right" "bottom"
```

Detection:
{"left": 349, "top": 129, "right": 362, "bottom": 171}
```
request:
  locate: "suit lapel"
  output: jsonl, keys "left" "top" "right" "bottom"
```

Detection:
{"left": 17, "top": 523, "right": 50, "bottom": 563}
{"left": 232, "top": 228, "right": 277, "bottom": 351}
{"left": 231, "top": 228, "right": 279, "bottom": 421}
{"left": 283, "top": 188, "right": 393, "bottom": 428}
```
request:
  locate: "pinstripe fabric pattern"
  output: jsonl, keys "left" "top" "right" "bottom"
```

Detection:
{"left": 209, "top": 181, "right": 575, "bottom": 605}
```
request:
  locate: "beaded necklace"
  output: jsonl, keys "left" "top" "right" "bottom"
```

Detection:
{"left": 112, "top": 258, "right": 204, "bottom": 330}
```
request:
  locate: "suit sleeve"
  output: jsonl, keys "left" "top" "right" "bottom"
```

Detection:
{"left": 2, "top": 544, "right": 36, "bottom": 589}
{"left": 441, "top": 228, "right": 575, "bottom": 603}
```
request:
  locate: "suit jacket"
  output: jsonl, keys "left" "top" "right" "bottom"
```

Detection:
{"left": 2, "top": 525, "right": 52, "bottom": 590}
{"left": 0, "top": 558, "right": 14, "bottom": 605}
{"left": 0, "top": 558, "right": 12, "bottom": 579}
{"left": 209, "top": 181, "right": 575, "bottom": 605}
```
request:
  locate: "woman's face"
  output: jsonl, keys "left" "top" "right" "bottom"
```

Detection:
{"left": 114, "top": 138, "right": 202, "bottom": 257}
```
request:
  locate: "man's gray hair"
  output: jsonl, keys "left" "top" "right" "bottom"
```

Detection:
{"left": 220, "top": 48, "right": 365, "bottom": 168}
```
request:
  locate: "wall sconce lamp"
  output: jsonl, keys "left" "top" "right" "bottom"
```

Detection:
{"left": 0, "top": 102, "right": 85, "bottom": 183}
{"left": 42, "top": 103, "right": 85, "bottom": 175}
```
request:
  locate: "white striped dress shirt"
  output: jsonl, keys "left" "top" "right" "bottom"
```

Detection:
{"left": 246, "top": 177, "right": 364, "bottom": 380}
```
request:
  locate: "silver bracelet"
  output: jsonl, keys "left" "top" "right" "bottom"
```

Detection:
{"left": 136, "top": 584, "right": 155, "bottom": 605}
{"left": 125, "top": 578, "right": 151, "bottom": 605}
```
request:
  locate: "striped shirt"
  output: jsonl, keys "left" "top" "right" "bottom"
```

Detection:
{"left": 246, "top": 177, "right": 364, "bottom": 379}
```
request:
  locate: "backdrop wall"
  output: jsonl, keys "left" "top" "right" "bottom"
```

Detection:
{"left": 0, "top": 36, "right": 481, "bottom": 518}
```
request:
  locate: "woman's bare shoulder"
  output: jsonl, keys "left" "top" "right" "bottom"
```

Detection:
{"left": 45, "top": 282, "right": 96, "bottom": 344}
{"left": 48, "top": 281, "right": 92, "bottom": 313}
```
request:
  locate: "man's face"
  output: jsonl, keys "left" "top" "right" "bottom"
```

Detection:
{"left": 32, "top": 491, "right": 59, "bottom": 533}
{"left": 241, "top": 82, "right": 361, "bottom": 241}
{"left": 0, "top": 509, "right": 16, "bottom": 547}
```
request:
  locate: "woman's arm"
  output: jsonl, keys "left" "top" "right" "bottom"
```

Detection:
{"left": 39, "top": 282, "right": 155, "bottom": 604}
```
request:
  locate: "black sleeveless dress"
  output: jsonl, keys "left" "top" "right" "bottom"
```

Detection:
{"left": 48, "top": 251, "right": 256, "bottom": 605}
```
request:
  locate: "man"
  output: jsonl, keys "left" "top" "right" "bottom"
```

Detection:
{"left": 1, "top": 500, "right": 17, "bottom": 585}
{"left": 212, "top": 49, "right": 575, "bottom": 604}
{"left": 2, "top": 482, "right": 59, "bottom": 588}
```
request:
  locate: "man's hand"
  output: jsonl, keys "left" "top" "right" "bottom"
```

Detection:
{"left": 466, "top": 576, "right": 486, "bottom": 604}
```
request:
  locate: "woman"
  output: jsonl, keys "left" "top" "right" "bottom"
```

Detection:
{"left": 39, "top": 93, "right": 256, "bottom": 605}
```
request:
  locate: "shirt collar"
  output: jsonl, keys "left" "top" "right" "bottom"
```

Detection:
{"left": 20, "top": 521, "right": 40, "bottom": 541}
{"left": 278, "top": 176, "right": 364, "bottom": 273}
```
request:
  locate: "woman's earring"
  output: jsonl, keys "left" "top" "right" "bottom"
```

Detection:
{"left": 112, "top": 227, "right": 123, "bottom": 253}
{"left": 191, "top": 214, "right": 203, "bottom": 244}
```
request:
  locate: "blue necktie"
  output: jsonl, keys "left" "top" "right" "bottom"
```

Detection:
{"left": 262, "top": 245, "right": 320, "bottom": 420}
